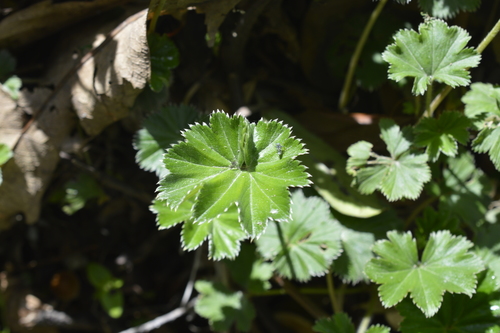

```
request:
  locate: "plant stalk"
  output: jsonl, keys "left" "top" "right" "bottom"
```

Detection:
{"left": 327, "top": 272, "right": 342, "bottom": 313}
{"left": 148, "top": 0, "right": 167, "bottom": 35}
{"left": 428, "top": 18, "right": 500, "bottom": 116}
{"left": 338, "top": 0, "right": 388, "bottom": 112}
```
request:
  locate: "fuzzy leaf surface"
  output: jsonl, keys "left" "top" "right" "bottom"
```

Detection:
{"left": 382, "top": 19, "right": 480, "bottom": 95}
{"left": 414, "top": 111, "right": 470, "bottom": 161}
{"left": 256, "top": 190, "right": 342, "bottom": 282}
{"left": 194, "top": 280, "right": 255, "bottom": 332}
{"left": 365, "top": 230, "right": 484, "bottom": 317}
{"left": 419, "top": 0, "right": 481, "bottom": 19}
{"left": 462, "top": 83, "right": 500, "bottom": 119}
{"left": 152, "top": 198, "right": 247, "bottom": 260}
{"left": 157, "top": 111, "right": 310, "bottom": 237}
{"left": 347, "top": 119, "right": 431, "bottom": 201}
{"left": 134, "top": 105, "right": 201, "bottom": 178}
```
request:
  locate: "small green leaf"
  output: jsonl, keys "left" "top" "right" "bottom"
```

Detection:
{"left": 472, "top": 122, "right": 500, "bottom": 171}
{"left": 256, "top": 190, "right": 342, "bottom": 282}
{"left": 50, "top": 174, "right": 105, "bottom": 215}
{"left": 1, "top": 76, "right": 21, "bottom": 100}
{"left": 366, "top": 325, "right": 391, "bottom": 333}
{"left": 134, "top": 105, "right": 201, "bottom": 178}
{"left": 157, "top": 111, "right": 310, "bottom": 238}
{"left": 152, "top": 198, "right": 248, "bottom": 260}
{"left": 347, "top": 119, "right": 431, "bottom": 201}
{"left": 365, "top": 230, "right": 484, "bottom": 317}
{"left": 313, "top": 313, "right": 355, "bottom": 333}
{"left": 419, "top": 0, "right": 481, "bottom": 19}
{"left": 0, "top": 143, "right": 13, "bottom": 186}
{"left": 382, "top": 19, "right": 480, "bottom": 95}
{"left": 148, "top": 33, "right": 180, "bottom": 92}
{"left": 194, "top": 280, "right": 255, "bottom": 332}
{"left": 98, "top": 290, "right": 124, "bottom": 318}
{"left": 462, "top": 83, "right": 500, "bottom": 119}
{"left": 414, "top": 111, "right": 470, "bottom": 161}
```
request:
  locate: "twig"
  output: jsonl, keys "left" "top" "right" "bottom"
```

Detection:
{"left": 118, "top": 298, "right": 196, "bottom": 333}
{"left": 338, "top": 0, "right": 388, "bottom": 112}
{"left": 59, "top": 151, "right": 153, "bottom": 204}
{"left": 181, "top": 248, "right": 202, "bottom": 307}
{"left": 12, "top": 8, "right": 148, "bottom": 151}
{"left": 326, "top": 272, "right": 341, "bottom": 314}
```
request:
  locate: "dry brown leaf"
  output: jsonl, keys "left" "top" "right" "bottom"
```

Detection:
{"left": 0, "top": 0, "right": 133, "bottom": 49}
{"left": 0, "top": 9, "right": 150, "bottom": 228}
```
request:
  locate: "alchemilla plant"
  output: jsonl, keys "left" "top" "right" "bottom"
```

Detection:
{"left": 133, "top": 1, "right": 500, "bottom": 332}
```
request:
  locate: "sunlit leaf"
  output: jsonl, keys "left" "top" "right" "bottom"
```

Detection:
{"left": 382, "top": 19, "right": 480, "bottom": 95}
{"left": 157, "top": 111, "right": 310, "bottom": 238}
{"left": 256, "top": 190, "right": 342, "bottom": 282}
{"left": 365, "top": 230, "right": 484, "bottom": 317}
{"left": 347, "top": 119, "right": 431, "bottom": 201}
{"left": 419, "top": 0, "right": 481, "bottom": 19}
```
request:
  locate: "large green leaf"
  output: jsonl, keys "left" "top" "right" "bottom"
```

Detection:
{"left": 347, "top": 119, "right": 431, "bottom": 201}
{"left": 256, "top": 190, "right": 342, "bottom": 282}
{"left": 414, "top": 111, "right": 470, "bottom": 162}
{"left": 134, "top": 105, "right": 201, "bottom": 178}
{"left": 194, "top": 280, "right": 255, "bottom": 332}
{"left": 365, "top": 230, "right": 484, "bottom": 317}
{"left": 156, "top": 111, "right": 310, "bottom": 238}
{"left": 382, "top": 19, "right": 480, "bottom": 95}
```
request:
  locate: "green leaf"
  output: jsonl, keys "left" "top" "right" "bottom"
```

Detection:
{"left": 1, "top": 76, "right": 22, "bottom": 100}
{"left": 51, "top": 174, "right": 106, "bottom": 215}
{"left": 415, "top": 207, "right": 461, "bottom": 249}
{"left": 313, "top": 313, "right": 355, "bottom": 333}
{"left": 194, "top": 280, "right": 255, "bottom": 332}
{"left": 462, "top": 83, "right": 500, "bottom": 119}
{"left": 419, "top": 0, "right": 481, "bottom": 19}
{"left": 366, "top": 325, "right": 391, "bottom": 333}
{"left": 347, "top": 119, "right": 431, "bottom": 201}
{"left": 256, "top": 190, "right": 342, "bottom": 282}
{"left": 134, "top": 105, "right": 201, "bottom": 178}
{"left": 414, "top": 111, "right": 470, "bottom": 162}
{"left": 0, "top": 49, "right": 16, "bottom": 79}
{"left": 152, "top": 198, "right": 248, "bottom": 260}
{"left": 157, "top": 111, "right": 310, "bottom": 238}
{"left": 148, "top": 33, "right": 180, "bottom": 92}
{"left": 398, "top": 290, "right": 500, "bottom": 333}
{"left": 98, "top": 290, "right": 124, "bottom": 318}
{"left": 382, "top": 19, "right": 480, "bottom": 95}
{"left": 472, "top": 121, "right": 500, "bottom": 171}
{"left": 365, "top": 230, "right": 484, "bottom": 317}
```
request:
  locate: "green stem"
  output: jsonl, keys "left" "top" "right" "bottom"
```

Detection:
{"left": 425, "top": 82, "right": 433, "bottom": 118}
{"left": 148, "top": 0, "right": 167, "bottom": 35}
{"left": 327, "top": 272, "right": 342, "bottom": 313}
{"left": 338, "top": 0, "right": 388, "bottom": 112}
{"left": 427, "top": 18, "right": 500, "bottom": 116}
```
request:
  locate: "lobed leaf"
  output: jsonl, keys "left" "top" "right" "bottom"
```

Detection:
{"left": 194, "top": 280, "right": 255, "bottom": 332}
{"left": 365, "top": 230, "right": 484, "bottom": 317}
{"left": 382, "top": 19, "right": 480, "bottom": 95}
{"left": 419, "top": 0, "right": 481, "bottom": 19}
{"left": 414, "top": 111, "right": 471, "bottom": 161}
{"left": 347, "top": 119, "right": 431, "bottom": 201}
{"left": 147, "top": 33, "right": 180, "bottom": 92}
{"left": 156, "top": 111, "right": 310, "bottom": 238}
{"left": 256, "top": 190, "right": 342, "bottom": 282}
{"left": 462, "top": 83, "right": 500, "bottom": 119}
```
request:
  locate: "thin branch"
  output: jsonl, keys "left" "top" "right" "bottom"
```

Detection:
{"left": 338, "top": 0, "right": 388, "bottom": 112}
{"left": 118, "top": 299, "right": 196, "bottom": 333}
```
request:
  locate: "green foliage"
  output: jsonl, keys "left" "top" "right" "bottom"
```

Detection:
{"left": 156, "top": 111, "right": 310, "bottom": 238}
{"left": 1, "top": 76, "right": 21, "bottom": 100}
{"left": 0, "top": 49, "right": 16, "bottom": 80}
{"left": 382, "top": 19, "right": 480, "bottom": 95}
{"left": 365, "top": 230, "right": 484, "bottom": 317}
{"left": 414, "top": 111, "right": 471, "bottom": 162}
{"left": 134, "top": 105, "right": 202, "bottom": 177}
{"left": 194, "top": 280, "right": 255, "bottom": 332}
{"left": 0, "top": 144, "right": 13, "bottom": 186}
{"left": 256, "top": 190, "right": 342, "bottom": 282}
{"left": 419, "top": 0, "right": 481, "bottom": 19}
{"left": 347, "top": 119, "right": 431, "bottom": 201}
{"left": 86, "top": 262, "right": 124, "bottom": 318}
{"left": 148, "top": 33, "right": 180, "bottom": 92}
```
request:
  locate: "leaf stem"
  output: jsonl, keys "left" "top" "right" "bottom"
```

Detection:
{"left": 427, "top": 18, "right": 500, "bottom": 116}
{"left": 148, "top": 0, "right": 167, "bottom": 35}
{"left": 425, "top": 82, "right": 433, "bottom": 118}
{"left": 356, "top": 310, "right": 373, "bottom": 333}
{"left": 338, "top": 0, "right": 388, "bottom": 112}
{"left": 326, "top": 272, "right": 342, "bottom": 313}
